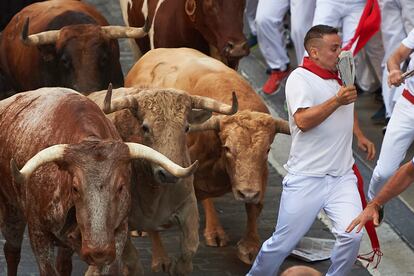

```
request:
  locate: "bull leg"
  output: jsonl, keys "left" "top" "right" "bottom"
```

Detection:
{"left": 169, "top": 195, "right": 199, "bottom": 276}
{"left": 120, "top": 234, "right": 144, "bottom": 276}
{"left": 56, "top": 247, "right": 73, "bottom": 276}
{"left": 28, "top": 226, "right": 59, "bottom": 276}
{"left": 148, "top": 230, "right": 171, "bottom": 273}
{"left": 0, "top": 207, "right": 26, "bottom": 276}
{"left": 201, "top": 198, "right": 229, "bottom": 247}
{"left": 236, "top": 202, "right": 263, "bottom": 265}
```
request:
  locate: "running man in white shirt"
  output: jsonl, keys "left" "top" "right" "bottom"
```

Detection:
{"left": 367, "top": 29, "right": 414, "bottom": 212}
{"left": 247, "top": 25, "right": 375, "bottom": 276}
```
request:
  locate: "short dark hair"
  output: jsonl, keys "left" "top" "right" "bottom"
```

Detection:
{"left": 304, "top": 25, "right": 339, "bottom": 52}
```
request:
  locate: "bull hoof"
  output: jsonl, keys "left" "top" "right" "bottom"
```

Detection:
{"left": 151, "top": 256, "right": 172, "bottom": 273}
{"left": 168, "top": 257, "right": 193, "bottom": 276}
{"left": 84, "top": 266, "right": 98, "bottom": 276}
{"left": 236, "top": 239, "right": 259, "bottom": 265}
{"left": 130, "top": 230, "right": 148, "bottom": 237}
{"left": 204, "top": 230, "right": 229, "bottom": 247}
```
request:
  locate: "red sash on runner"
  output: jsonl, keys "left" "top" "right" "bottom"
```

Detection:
{"left": 301, "top": 57, "right": 383, "bottom": 267}
{"left": 342, "top": 0, "right": 381, "bottom": 55}
{"left": 353, "top": 165, "right": 383, "bottom": 268}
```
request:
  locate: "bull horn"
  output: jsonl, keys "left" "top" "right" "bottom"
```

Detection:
{"left": 191, "top": 91, "right": 238, "bottom": 115}
{"left": 273, "top": 118, "right": 290, "bottom": 135}
{"left": 189, "top": 115, "right": 221, "bottom": 132}
{"left": 21, "top": 17, "right": 60, "bottom": 46}
{"left": 10, "top": 144, "right": 67, "bottom": 184}
{"left": 126, "top": 143, "right": 198, "bottom": 178}
{"left": 101, "top": 17, "right": 150, "bottom": 39}
{"left": 103, "top": 85, "right": 138, "bottom": 114}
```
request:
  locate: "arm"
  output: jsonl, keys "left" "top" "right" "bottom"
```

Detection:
{"left": 294, "top": 85, "right": 357, "bottom": 132}
{"left": 346, "top": 160, "right": 414, "bottom": 233}
{"left": 387, "top": 44, "right": 412, "bottom": 87}
{"left": 353, "top": 110, "right": 376, "bottom": 160}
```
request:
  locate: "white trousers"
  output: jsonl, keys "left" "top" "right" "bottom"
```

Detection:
{"left": 380, "top": 0, "right": 414, "bottom": 117}
{"left": 312, "top": 0, "right": 366, "bottom": 46}
{"left": 247, "top": 172, "right": 363, "bottom": 276}
{"left": 368, "top": 96, "right": 414, "bottom": 199}
{"left": 245, "top": 0, "right": 316, "bottom": 69}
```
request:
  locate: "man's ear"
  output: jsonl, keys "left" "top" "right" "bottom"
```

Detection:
{"left": 309, "top": 46, "right": 318, "bottom": 59}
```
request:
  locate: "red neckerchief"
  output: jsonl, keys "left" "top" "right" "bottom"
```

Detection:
{"left": 302, "top": 56, "right": 383, "bottom": 268}
{"left": 300, "top": 57, "right": 343, "bottom": 86}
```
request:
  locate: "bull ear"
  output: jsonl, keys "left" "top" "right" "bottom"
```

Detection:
{"left": 185, "top": 0, "right": 196, "bottom": 21}
{"left": 188, "top": 109, "right": 212, "bottom": 124}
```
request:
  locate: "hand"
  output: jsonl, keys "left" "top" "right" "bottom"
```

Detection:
{"left": 346, "top": 202, "right": 381, "bottom": 233}
{"left": 388, "top": 69, "right": 404, "bottom": 87}
{"left": 335, "top": 85, "right": 357, "bottom": 105}
{"left": 357, "top": 135, "right": 376, "bottom": 161}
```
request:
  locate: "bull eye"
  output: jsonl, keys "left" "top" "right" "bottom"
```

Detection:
{"left": 117, "top": 185, "right": 124, "bottom": 194}
{"left": 223, "top": 146, "right": 231, "bottom": 156}
{"left": 267, "top": 148, "right": 271, "bottom": 154}
{"left": 141, "top": 123, "right": 150, "bottom": 134}
{"left": 72, "top": 185, "right": 79, "bottom": 195}
{"left": 99, "top": 54, "right": 109, "bottom": 67}
{"left": 60, "top": 54, "right": 71, "bottom": 69}
{"left": 184, "top": 125, "right": 190, "bottom": 133}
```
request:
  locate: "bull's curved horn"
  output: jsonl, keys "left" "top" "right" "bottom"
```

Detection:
{"left": 101, "top": 17, "right": 150, "bottom": 39}
{"left": 191, "top": 92, "right": 238, "bottom": 115}
{"left": 21, "top": 17, "right": 60, "bottom": 46}
{"left": 10, "top": 144, "right": 67, "bottom": 183}
{"left": 189, "top": 115, "right": 221, "bottom": 132}
{"left": 103, "top": 85, "right": 138, "bottom": 114}
{"left": 126, "top": 143, "right": 198, "bottom": 178}
{"left": 273, "top": 118, "right": 290, "bottom": 135}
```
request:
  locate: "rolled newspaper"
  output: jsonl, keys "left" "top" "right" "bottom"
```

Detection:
{"left": 337, "top": 50, "right": 355, "bottom": 87}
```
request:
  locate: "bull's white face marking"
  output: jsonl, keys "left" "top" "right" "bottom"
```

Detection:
{"left": 151, "top": 0, "right": 166, "bottom": 49}
{"left": 87, "top": 188, "right": 108, "bottom": 247}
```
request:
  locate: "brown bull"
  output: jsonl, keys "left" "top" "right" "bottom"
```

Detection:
{"left": 119, "top": 0, "right": 248, "bottom": 69}
{"left": 125, "top": 47, "right": 291, "bottom": 265}
{"left": 87, "top": 86, "right": 237, "bottom": 275}
{"left": 0, "top": 88, "right": 196, "bottom": 276}
{"left": 0, "top": 0, "right": 147, "bottom": 95}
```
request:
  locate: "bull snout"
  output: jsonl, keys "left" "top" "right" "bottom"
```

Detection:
{"left": 81, "top": 243, "right": 116, "bottom": 266}
{"left": 234, "top": 188, "right": 260, "bottom": 203}
{"left": 154, "top": 166, "right": 179, "bottom": 184}
{"left": 224, "top": 41, "right": 249, "bottom": 58}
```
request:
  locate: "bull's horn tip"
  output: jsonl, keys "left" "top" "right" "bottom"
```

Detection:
{"left": 103, "top": 84, "right": 113, "bottom": 114}
{"left": 21, "top": 17, "right": 30, "bottom": 42}
{"left": 10, "top": 159, "right": 25, "bottom": 184}
{"left": 231, "top": 91, "right": 238, "bottom": 114}
{"left": 190, "top": 160, "right": 199, "bottom": 172}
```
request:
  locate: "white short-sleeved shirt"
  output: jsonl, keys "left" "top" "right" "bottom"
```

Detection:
{"left": 402, "top": 29, "right": 414, "bottom": 94}
{"left": 284, "top": 68, "right": 355, "bottom": 177}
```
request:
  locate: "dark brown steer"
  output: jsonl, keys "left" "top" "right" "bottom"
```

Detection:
{"left": 87, "top": 86, "right": 237, "bottom": 275}
{"left": 0, "top": 87, "right": 196, "bottom": 276}
{"left": 125, "top": 48, "right": 291, "bottom": 265}
{"left": 0, "top": 0, "right": 147, "bottom": 95}
{"left": 119, "top": 0, "right": 248, "bottom": 69}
